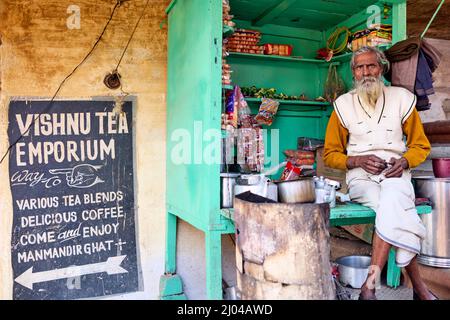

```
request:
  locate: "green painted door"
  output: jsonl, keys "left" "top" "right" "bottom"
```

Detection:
{"left": 166, "top": 0, "right": 222, "bottom": 231}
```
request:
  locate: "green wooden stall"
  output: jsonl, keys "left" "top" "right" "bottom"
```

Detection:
{"left": 162, "top": 0, "right": 408, "bottom": 300}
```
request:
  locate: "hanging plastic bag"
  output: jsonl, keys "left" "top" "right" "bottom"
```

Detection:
{"left": 324, "top": 64, "right": 346, "bottom": 103}
{"left": 236, "top": 86, "right": 253, "bottom": 128}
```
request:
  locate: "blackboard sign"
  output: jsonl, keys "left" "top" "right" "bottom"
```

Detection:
{"left": 8, "top": 100, "right": 139, "bottom": 300}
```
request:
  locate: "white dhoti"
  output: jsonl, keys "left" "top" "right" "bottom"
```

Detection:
{"left": 348, "top": 168, "right": 427, "bottom": 267}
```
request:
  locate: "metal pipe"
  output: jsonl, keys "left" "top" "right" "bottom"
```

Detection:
{"left": 421, "top": 0, "right": 446, "bottom": 39}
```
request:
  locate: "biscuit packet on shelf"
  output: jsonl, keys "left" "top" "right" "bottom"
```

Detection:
{"left": 255, "top": 98, "right": 279, "bottom": 126}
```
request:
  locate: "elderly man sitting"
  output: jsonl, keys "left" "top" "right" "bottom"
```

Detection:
{"left": 323, "top": 46, "right": 437, "bottom": 300}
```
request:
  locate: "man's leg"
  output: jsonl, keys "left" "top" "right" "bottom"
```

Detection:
{"left": 347, "top": 178, "right": 384, "bottom": 299}
{"left": 404, "top": 256, "right": 437, "bottom": 300}
{"left": 359, "top": 232, "right": 391, "bottom": 299}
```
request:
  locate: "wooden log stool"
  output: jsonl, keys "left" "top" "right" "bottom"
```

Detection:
{"left": 234, "top": 192, "right": 335, "bottom": 300}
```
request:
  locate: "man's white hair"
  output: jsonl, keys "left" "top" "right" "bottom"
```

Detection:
{"left": 351, "top": 46, "right": 390, "bottom": 74}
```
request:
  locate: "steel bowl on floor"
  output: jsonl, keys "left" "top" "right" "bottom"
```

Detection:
{"left": 335, "top": 255, "right": 371, "bottom": 289}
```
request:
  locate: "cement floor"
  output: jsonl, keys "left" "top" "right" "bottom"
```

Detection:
{"left": 342, "top": 284, "right": 414, "bottom": 300}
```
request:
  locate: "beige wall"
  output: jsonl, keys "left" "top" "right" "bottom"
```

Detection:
{"left": 415, "top": 38, "right": 450, "bottom": 174}
{"left": 0, "top": 0, "right": 169, "bottom": 299}
{"left": 419, "top": 38, "right": 450, "bottom": 123}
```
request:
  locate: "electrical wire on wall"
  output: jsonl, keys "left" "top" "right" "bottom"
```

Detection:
{"left": 0, "top": 0, "right": 126, "bottom": 164}
{"left": 0, "top": 0, "right": 150, "bottom": 164}
{"left": 106, "top": 0, "right": 151, "bottom": 114}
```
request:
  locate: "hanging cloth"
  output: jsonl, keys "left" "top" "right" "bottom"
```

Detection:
{"left": 415, "top": 49, "right": 434, "bottom": 111}
{"left": 384, "top": 37, "right": 421, "bottom": 63}
{"left": 421, "top": 38, "right": 443, "bottom": 72}
{"left": 414, "top": 39, "right": 442, "bottom": 111}
{"left": 384, "top": 37, "right": 442, "bottom": 111}
{"left": 384, "top": 37, "right": 421, "bottom": 91}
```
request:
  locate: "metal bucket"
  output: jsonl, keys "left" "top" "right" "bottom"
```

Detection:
{"left": 414, "top": 176, "right": 450, "bottom": 268}
{"left": 432, "top": 158, "right": 450, "bottom": 178}
{"left": 335, "top": 255, "right": 371, "bottom": 289}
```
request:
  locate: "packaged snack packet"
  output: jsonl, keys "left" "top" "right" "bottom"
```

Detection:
{"left": 280, "top": 161, "right": 301, "bottom": 181}
{"left": 255, "top": 98, "right": 279, "bottom": 126}
{"left": 283, "top": 149, "right": 315, "bottom": 159}
{"left": 225, "top": 86, "right": 239, "bottom": 128}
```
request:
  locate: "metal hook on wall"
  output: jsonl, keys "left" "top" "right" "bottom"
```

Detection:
{"left": 421, "top": 0, "right": 446, "bottom": 39}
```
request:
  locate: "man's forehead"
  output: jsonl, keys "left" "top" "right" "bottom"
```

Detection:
{"left": 354, "top": 52, "right": 378, "bottom": 65}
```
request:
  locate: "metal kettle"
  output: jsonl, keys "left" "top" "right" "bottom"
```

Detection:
{"left": 314, "top": 176, "right": 341, "bottom": 207}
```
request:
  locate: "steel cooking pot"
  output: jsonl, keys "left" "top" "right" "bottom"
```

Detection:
{"left": 335, "top": 255, "right": 371, "bottom": 289}
{"left": 274, "top": 177, "right": 315, "bottom": 203}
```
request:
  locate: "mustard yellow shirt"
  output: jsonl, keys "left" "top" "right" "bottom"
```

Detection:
{"left": 323, "top": 109, "right": 431, "bottom": 170}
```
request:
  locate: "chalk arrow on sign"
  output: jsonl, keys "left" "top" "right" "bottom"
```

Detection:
{"left": 15, "top": 255, "right": 128, "bottom": 290}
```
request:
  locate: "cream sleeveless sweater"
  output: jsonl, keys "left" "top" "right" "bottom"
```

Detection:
{"left": 333, "top": 85, "right": 416, "bottom": 162}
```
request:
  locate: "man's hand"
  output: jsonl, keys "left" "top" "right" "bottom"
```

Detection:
{"left": 384, "top": 157, "right": 409, "bottom": 178}
{"left": 347, "top": 155, "right": 387, "bottom": 175}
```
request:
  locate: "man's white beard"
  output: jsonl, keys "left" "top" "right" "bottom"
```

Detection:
{"left": 355, "top": 76, "right": 384, "bottom": 111}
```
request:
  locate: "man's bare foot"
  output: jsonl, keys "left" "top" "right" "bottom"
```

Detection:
{"left": 359, "top": 286, "right": 377, "bottom": 300}
{"left": 413, "top": 289, "right": 439, "bottom": 300}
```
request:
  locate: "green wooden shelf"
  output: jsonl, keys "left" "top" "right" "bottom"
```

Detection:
{"left": 329, "top": 45, "right": 392, "bottom": 63}
{"left": 329, "top": 52, "right": 353, "bottom": 62}
{"left": 245, "top": 97, "right": 331, "bottom": 107}
{"left": 228, "top": 52, "right": 328, "bottom": 64}
{"left": 223, "top": 25, "right": 235, "bottom": 38}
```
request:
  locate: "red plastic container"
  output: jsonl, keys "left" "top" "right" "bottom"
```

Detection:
{"left": 432, "top": 158, "right": 450, "bottom": 178}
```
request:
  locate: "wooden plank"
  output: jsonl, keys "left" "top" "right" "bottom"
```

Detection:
{"left": 205, "top": 230, "right": 223, "bottom": 299}
{"left": 253, "top": 0, "right": 298, "bottom": 27}
{"left": 289, "top": 0, "right": 369, "bottom": 16}
{"left": 331, "top": 203, "right": 431, "bottom": 218}
{"left": 228, "top": 52, "right": 325, "bottom": 63}
{"left": 234, "top": 19, "right": 322, "bottom": 42}
{"left": 223, "top": 204, "right": 431, "bottom": 224}
{"left": 165, "top": 212, "right": 178, "bottom": 274}
{"left": 166, "top": 0, "right": 223, "bottom": 231}
{"left": 392, "top": 0, "right": 407, "bottom": 43}
{"left": 330, "top": 217, "right": 376, "bottom": 227}
{"left": 245, "top": 97, "right": 331, "bottom": 106}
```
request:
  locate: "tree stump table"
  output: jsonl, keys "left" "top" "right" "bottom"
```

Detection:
{"left": 234, "top": 192, "right": 335, "bottom": 300}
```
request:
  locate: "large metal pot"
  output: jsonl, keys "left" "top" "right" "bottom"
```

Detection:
{"left": 414, "top": 176, "right": 450, "bottom": 268}
{"left": 335, "top": 255, "right": 371, "bottom": 289}
{"left": 274, "top": 177, "right": 315, "bottom": 203}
